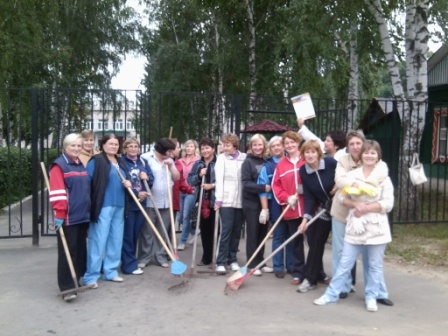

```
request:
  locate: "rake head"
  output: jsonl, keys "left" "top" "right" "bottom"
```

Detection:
{"left": 58, "top": 284, "right": 96, "bottom": 296}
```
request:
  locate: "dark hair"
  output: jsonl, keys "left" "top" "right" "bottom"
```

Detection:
{"left": 199, "top": 137, "right": 215, "bottom": 148}
{"left": 154, "top": 137, "right": 175, "bottom": 155}
{"left": 99, "top": 134, "right": 120, "bottom": 151}
{"left": 327, "top": 130, "right": 347, "bottom": 150}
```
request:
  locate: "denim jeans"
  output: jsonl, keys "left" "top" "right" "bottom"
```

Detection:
{"left": 324, "top": 242, "right": 387, "bottom": 304}
{"left": 272, "top": 219, "right": 293, "bottom": 272}
{"left": 121, "top": 209, "right": 146, "bottom": 274}
{"left": 331, "top": 218, "right": 353, "bottom": 292}
{"left": 84, "top": 206, "right": 124, "bottom": 284}
{"left": 180, "top": 193, "right": 196, "bottom": 244}
{"left": 216, "top": 207, "right": 243, "bottom": 266}
{"left": 362, "top": 248, "right": 389, "bottom": 299}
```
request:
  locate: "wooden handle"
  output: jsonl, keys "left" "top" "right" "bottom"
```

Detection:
{"left": 165, "top": 164, "right": 177, "bottom": 250}
{"left": 114, "top": 165, "right": 176, "bottom": 261}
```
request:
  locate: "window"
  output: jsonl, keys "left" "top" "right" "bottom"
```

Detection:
{"left": 85, "top": 120, "right": 93, "bottom": 130}
{"left": 115, "top": 119, "right": 123, "bottom": 130}
{"left": 97, "top": 119, "right": 109, "bottom": 130}
{"left": 126, "top": 120, "right": 135, "bottom": 130}
{"left": 431, "top": 106, "right": 448, "bottom": 163}
{"left": 97, "top": 120, "right": 104, "bottom": 130}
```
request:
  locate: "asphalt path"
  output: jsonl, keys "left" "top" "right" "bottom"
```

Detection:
{"left": 1, "top": 234, "right": 447, "bottom": 336}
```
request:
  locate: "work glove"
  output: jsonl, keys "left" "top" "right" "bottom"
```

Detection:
{"left": 259, "top": 209, "right": 270, "bottom": 224}
{"left": 358, "top": 183, "right": 378, "bottom": 197}
{"left": 287, "top": 195, "right": 298, "bottom": 210}
{"left": 54, "top": 218, "right": 64, "bottom": 230}
{"left": 352, "top": 217, "right": 366, "bottom": 235}
{"left": 341, "top": 186, "right": 362, "bottom": 196}
{"left": 296, "top": 185, "right": 303, "bottom": 195}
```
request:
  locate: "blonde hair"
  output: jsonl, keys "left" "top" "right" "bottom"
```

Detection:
{"left": 248, "top": 133, "right": 268, "bottom": 158}
{"left": 221, "top": 133, "right": 240, "bottom": 150}
{"left": 182, "top": 139, "right": 199, "bottom": 157}
{"left": 63, "top": 133, "right": 82, "bottom": 150}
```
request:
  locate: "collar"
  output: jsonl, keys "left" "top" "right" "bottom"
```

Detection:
{"left": 305, "top": 159, "right": 325, "bottom": 174}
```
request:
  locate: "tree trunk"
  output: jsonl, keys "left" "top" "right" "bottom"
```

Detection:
{"left": 244, "top": 0, "right": 257, "bottom": 113}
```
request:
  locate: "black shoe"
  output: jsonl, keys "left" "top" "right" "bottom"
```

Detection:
{"left": 377, "top": 298, "right": 394, "bottom": 306}
{"left": 339, "top": 292, "right": 348, "bottom": 299}
{"left": 274, "top": 271, "right": 285, "bottom": 279}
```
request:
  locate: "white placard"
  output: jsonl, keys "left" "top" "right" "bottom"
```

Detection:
{"left": 291, "top": 92, "right": 316, "bottom": 120}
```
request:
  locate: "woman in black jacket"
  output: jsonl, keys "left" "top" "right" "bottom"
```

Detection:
{"left": 241, "top": 134, "right": 273, "bottom": 276}
{"left": 187, "top": 138, "right": 217, "bottom": 266}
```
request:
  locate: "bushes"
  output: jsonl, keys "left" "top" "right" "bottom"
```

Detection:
{"left": 0, "top": 147, "right": 60, "bottom": 209}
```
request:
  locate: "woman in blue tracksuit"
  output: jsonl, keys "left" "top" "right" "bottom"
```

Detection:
{"left": 120, "top": 138, "right": 154, "bottom": 275}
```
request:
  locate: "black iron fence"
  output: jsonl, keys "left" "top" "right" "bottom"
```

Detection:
{"left": 0, "top": 88, "right": 447, "bottom": 242}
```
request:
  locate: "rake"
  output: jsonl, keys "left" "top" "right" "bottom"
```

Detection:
{"left": 40, "top": 162, "right": 95, "bottom": 297}
{"left": 225, "top": 209, "right": 326, "bottom": 294}
{"left": 227, "top": 204, "right": 291, "bottom": 282}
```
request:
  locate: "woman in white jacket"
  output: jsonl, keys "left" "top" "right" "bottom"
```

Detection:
{"left": 214, "top": 134, "right": 247, "bottom": 274}
{"left": 314, "top": 140, "right": 394, "bottom": 312}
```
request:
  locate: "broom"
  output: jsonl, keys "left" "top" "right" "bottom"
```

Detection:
{"left": 187, "top": 175, "right": 205, "bottom": 276}
{"left": 40, "top": 162, "right": 95, "bottom": 296}
{"left": 225, "top": 209, "right": 326, "bottom": 293}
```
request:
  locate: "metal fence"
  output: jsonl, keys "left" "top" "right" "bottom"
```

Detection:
{"left": 0, "top": 88, "right": 447, "bottom": 243}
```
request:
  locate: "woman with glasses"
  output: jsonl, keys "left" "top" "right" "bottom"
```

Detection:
{"left": 120, "top": 139, "right": 154, "bottom": 275}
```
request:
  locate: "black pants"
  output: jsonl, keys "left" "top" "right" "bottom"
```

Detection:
{"left": 304, "top": 218, "right": 331, "bottom": 284}
{"left": 286, "top": 218, "right": 305, "bottom": 279}
{"left": 243, "top": 203, "right": 267, "bottom": 269}
{"left": 199, "top": 210, "right": 216, "bottom": 265}
{"left": 57, "top": 223, "right": 89, "bottom": 291}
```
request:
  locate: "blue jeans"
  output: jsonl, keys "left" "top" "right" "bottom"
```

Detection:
{"left": 180, "top": 193, "right": 196, "bottom": 244}
{"left": 216, "top": 207, "right": 243, "bottom": 266}
{"left": 272, "top": 219, "right": 293, "bottom": 272}
{"left": 84, "top": 206, "right": 124, "bottom": 284}
{"left": 362, "top": 248, "right": 389, "bottom": 299}
{"left": 331, "top": 218, "right": 352, "bottom": 292}
{"left": 324, "top": 242, "right": 387, "bottom": 304}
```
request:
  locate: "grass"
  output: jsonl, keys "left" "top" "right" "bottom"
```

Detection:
{"left": 386, "top": 223, "right": 448, "bottom": 267}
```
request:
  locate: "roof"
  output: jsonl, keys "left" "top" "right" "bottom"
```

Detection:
{"left": 428, "top": 44, "right": 448, "bottom": 87}
{"left": 241, "top": 119, "right": 293, "bottom": 133}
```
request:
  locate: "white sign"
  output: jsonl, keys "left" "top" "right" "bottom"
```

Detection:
{"left": 291, "top": 92, "right": 316, "bottom": 120}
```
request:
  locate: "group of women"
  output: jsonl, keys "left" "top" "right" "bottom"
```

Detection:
{"left": 50, "top": 125, "right": 395, "bottom": 312}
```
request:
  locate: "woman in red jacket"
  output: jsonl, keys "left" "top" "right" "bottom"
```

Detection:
{"left": 272, "top": 131, "right": 306, "bottom": 285}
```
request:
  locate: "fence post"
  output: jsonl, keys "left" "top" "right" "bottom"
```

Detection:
{"left": 31, "top": 89, "right": 40, "bottom": 246}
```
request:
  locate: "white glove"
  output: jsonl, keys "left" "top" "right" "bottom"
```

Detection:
{"left": 287, "top": 195, "right": 298, "bottom": 209}
{"left": 259, "top": 209, "right": 269, "bottom": 224}
{"left": 352, "top": 217, "right": 366, "bottom": 234}
{"left": 296, "top": 185, "right": 303, "bottom": 195}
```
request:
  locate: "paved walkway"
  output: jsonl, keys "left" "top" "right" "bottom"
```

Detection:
{"left": 1, "top": 234, "right": 447, "bottom": 336}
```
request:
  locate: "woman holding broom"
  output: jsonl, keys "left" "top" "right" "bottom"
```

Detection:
{"left": 49, "top": 133, "right": 91, "bottom": 301}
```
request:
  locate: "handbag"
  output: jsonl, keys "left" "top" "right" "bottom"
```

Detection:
{"left": 409, "top": 153, "right": 427, "bottom": 186}
{"left": 200, "top": 198, "right": 211, "bottom": 219}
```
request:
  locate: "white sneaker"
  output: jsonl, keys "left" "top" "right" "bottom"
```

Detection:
{"left": 177, "top": 243, "right": 186, "bottom": 251}
{"left": 313, "top": 295, "right": 332, "bottom": 306}
{"left": 215, "top": 265, "right": 226, "bottom": 274}
{"left": 137, "top": 263, "right": 146, "bottom": 269}
{"left": 366, "top": 300, "right": 378, "bottom": 312}
{"left": 261, "top": 266, "right": 274, "bottom": 273}
{"left": 297, "top": 278, "right": 315, "bottom": 293}
{"left": 132, "top": 268, "right": 144, "bottom": 275}
{"left": 252, "top": 269, "right": 262, "bottom": 276}
{"left": 63, "top": 293, "right": 77, "bottom": 301}
{"left": 187, "top": 235, "right": 195, "bottom": 245}
{"left": 230, "top": 263, "right": 240, "bottom": 271}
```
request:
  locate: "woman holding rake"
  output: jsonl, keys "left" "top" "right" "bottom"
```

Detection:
{"left": 272, "top": 131, "right": 306, "bottom": 285}
{"left": 296, "top": 140, "right": 337, "bottom": 293}
{"left": 49, "top": 133, "right": 91, "bottom": 301}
